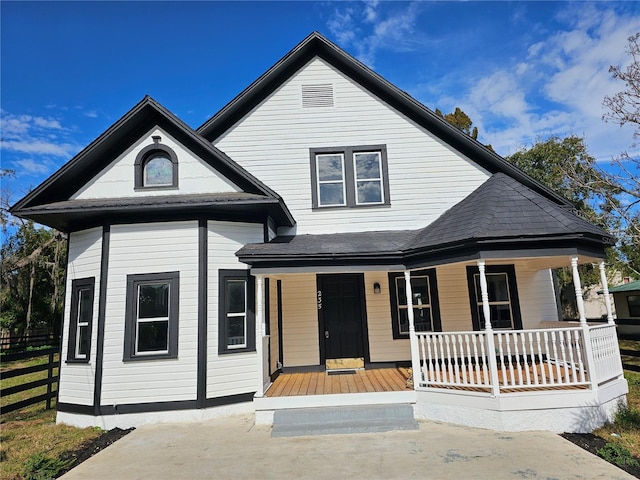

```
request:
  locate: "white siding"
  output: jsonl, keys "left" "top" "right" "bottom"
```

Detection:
{"left": 100, "top": 222, "right": 199, "bottom": 405}
{"left": 365, "top": 272, "right": 410, "bottom": 362}
{"left": 436, "top": 264, "right": 475, "bottom": 332}
{"left": 516, "top": 266, "right": 561, "bottom": 327}
{"left": 72, "top": 127, "right": 241, "bottom": 199}
{"left": 280, "top": 274, "right": 319, "bottom": 367}
{"left": 214, "top": 57, "right": 491, "bottom": 235}
{"left": 58, "top": 227, "right": 102, "bottom": 406}
{"left": 206, "top": 221, "right": 263, "bottom": 398}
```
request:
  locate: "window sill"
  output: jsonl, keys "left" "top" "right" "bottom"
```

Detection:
{"left": 311, "top": 202, "right": 391, "bottom": 211}
{"left": 218, "top": 348, "right": 256, "bottom": 355}
{"left": 65, "top": 359, "right": 90, "bottom": 364}
{"left": 123, "top": 353, "right": 178, "bottom": 362}
{"left": 134, "top": 186, "right": 179, "bottom": 192}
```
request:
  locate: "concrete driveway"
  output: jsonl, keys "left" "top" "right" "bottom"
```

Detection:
{"left": 60, "top": 415, "right": 634, "bottom": 480}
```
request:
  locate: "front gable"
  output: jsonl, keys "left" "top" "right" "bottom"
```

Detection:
{"left": 213, "top": 56, "right": 493, "bottom": 235}
{"left": 72, "top": 126, "right": 242, "bottom": 200}
{"left": 11, "top": 96, "right": 295, "bottom": 231}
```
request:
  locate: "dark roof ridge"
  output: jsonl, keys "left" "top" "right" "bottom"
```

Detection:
{"left": 196, "top": 32, "right": 570, "bottom": 207}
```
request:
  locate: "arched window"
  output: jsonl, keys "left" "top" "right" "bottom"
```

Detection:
{"left": 134, "top": 137, "right": 178, "bottom": 189}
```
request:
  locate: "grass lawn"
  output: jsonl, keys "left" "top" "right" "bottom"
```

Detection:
{"left": 593, "top": 344, "right": 640, "bottom": 459}
{"left": 1, "top": 353, "right": 103, "bottom": 480}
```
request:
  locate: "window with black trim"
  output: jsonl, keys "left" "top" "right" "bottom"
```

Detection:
{"left": 628, "top": 295, "right": 640, "bottom": 317}
{"left": 388, "top": 269, "right": 441, "bottom": 339}
{"left": 310, "top": 145, "right": 390, "bottom": 208}
{"left": 124, "top": 272, "right": 179, "bottom": 361}
{"left": 67, "top": 277, "right": 95, "bottom": 362}
{"left": 466, "top": 265, "right": 522, "bottom": 330}
{"left": 134, "top": 137, "right": 179, "bottom": 190}
{"left": 218, "top": 270, "right": 255, "bottom": 354}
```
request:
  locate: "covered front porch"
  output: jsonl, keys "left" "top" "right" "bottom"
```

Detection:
{"left": 248, "top": 254, "right": 626, "bottom": 432}
{"left": 241, "top": 173, "right": 627, "bottom": 432}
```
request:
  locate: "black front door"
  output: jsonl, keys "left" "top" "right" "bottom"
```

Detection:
{"left": 317, "top": 274, "right": 366, "bottom": 361}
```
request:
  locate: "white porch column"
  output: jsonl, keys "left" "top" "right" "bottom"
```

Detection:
{"left": 599, "top": 261, "right": 615, "bottom": 325}
{"left": 478, "top": 260, "right": 501, "bottom": 397}
{"left": 404, "top": 271, "right": 421, "bottom": 388}
{"left": 571, "top": 257, "right": 587, "bottom": 325}
{"left": 572, "top": 257, "right": 599, "bottom": 391}
{"left": 254, "top": 274, "right": 265, "bottom": 397}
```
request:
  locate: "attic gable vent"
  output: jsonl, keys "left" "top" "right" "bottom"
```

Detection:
{"left": 302, "top": 84, "right": 334, "bottom": 108}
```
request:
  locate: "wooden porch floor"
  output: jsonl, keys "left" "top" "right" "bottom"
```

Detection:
{"left": 266, "top": 367, "right": 412, "bottom": 397}
{"left": 265, "top": 363, "right": 589, "bottom": 398}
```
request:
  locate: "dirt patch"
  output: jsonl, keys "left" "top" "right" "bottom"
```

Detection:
{"left": 57, "top": 427, "right": 134, "bottom": 477}
{"left": 561, "top": 432, "right": 640, "bottom": 478}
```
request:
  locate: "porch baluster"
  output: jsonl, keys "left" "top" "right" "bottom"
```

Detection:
{"left": 559, "top": 331, "right": 570, "bottom": 384}
{"left": 478, "top": 260, "right": 500, "bottom": 396}
{"left": 566, "top": 330, "right": 578, "bottom": 384}
{"left": 551, "top": 330, "right": 561, "bottom": 384}
{"left": 540, "top": 331, "right": 550, "bottom": 385}
{"left": 527, "top": 332, "right": 538, "bottom": 385}
{"left": 404, "top": 271, "right": 422, "bottom": 389}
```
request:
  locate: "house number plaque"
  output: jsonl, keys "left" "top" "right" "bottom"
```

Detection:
{"left": 317, "top": 290, "right": 322, "bottom": 310}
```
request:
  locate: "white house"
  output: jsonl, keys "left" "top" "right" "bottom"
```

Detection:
{"left": 11, "top": 32, "right": 627, "bottom": 433}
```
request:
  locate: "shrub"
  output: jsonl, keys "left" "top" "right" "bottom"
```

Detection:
{"left": 23, "top": 453, "right": 70, "bottom": 480}
{"left": 597, "top": 442, "right": 639, "bottom": 468}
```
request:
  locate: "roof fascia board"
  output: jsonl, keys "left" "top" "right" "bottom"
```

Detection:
{"left": 11, "top": 97, "right": 294, "bottom": 227}
{"left": 197, "top": 32, "right": 570, "bottom": 207}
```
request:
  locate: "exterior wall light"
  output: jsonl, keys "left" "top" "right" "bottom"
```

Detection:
{"left": 373, "top": 282, "right": 381, "bottom": 294}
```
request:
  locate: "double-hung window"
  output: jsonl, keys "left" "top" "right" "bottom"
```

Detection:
{"left": 67, "top": 277, "right": 95, "bottom": 362}
{"left": 219, "top": 270, "right": 255, "bottom": 354}
{"left": 388, "top": 269, "right": 441, "bottom": 339}
{"left": 124, "top": 272, "right": 179, "bottom": 361}
{"left": 466, "top": 265, "right": 522, "bottom": 330}
{"left": 310, "top": 145, "right": 390, "bottom": 208}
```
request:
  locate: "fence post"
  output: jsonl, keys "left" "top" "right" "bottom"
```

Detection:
{"left": 46, "top": 350, "right": 54, "bottom": 410}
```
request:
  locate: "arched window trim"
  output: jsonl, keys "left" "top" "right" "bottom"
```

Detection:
{"left": 134, "top": 142, "right": 179, "bottom": 190}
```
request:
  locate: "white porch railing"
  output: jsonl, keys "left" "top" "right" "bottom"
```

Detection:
{"left": 590, "top": 323, "right": 624, "bottom": 386}
{"left": 415, "top": 324, "right": 621, "bottom": 394}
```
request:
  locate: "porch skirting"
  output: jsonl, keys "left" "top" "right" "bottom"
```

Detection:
{"left": 413, "top": 377, "right": 628, "bottom": 433}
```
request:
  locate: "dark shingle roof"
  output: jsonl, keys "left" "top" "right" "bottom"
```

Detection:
{"left": 237, "top": 173, "right": 614, "bottom": 266}
{"left": 17, "top": 193, "right": 290, "bottom": 232}
{"left": 408, "top": 173, "right": 611, "bottom": 251}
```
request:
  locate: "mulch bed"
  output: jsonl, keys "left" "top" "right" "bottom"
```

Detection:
{"left": 56, "top": 427, "right": 134, "bottom": 477}
{"left": 561, "top": 432, "right": 640, "bottom": 478}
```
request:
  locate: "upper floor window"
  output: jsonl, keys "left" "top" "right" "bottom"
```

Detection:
{"left": 310, "top": 145, "right": 390, "bottom": 209}
{"left": 134, "top": 136, "right": 179, "bottom": 190}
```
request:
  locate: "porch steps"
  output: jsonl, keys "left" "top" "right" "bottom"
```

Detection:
{"left": 271, "top": 403, "right": 418, "bottom": 437}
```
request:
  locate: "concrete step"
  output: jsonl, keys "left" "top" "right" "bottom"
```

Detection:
{"left": 271, "top": 403, "right": 418, "bottom": 437}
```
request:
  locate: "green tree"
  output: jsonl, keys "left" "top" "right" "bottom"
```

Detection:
{"left": 1, "top": 172, "right": 66, "bottom": 337}
{"left": 435, "top": 107, "right": 494, "bottom": 151}
{"left": 505, "top": 136, "right": 618, "bottom": 318}
{"left": 600, "top": 32, "right": 640, "bottom": 277}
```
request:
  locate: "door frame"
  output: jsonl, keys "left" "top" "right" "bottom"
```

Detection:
{"left": 316, "top": 273, "right": 371, "bottom": 366}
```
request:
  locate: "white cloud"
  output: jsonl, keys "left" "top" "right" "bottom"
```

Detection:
{"left": 12, "top": 158, "right": 53, "bottom": 175}
{"left": 84, "top": 110, "right": 98, "bottom": 118}
{"left": 327, "top": 2, "right": 423, "bottom": 67}
{"left": 1, "top": 140, "right": 76, "bottom": 156}
{"left": 439, "top": 4, "right": 640, "bottom": 160}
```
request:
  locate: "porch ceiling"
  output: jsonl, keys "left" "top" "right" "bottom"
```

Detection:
{"left": 237, "top": 174, "right": 612, "bottom": 272}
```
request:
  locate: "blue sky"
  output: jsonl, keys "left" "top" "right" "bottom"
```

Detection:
{"left": 1, "top": 1, "right": 639, "bottom": 209}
